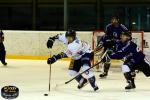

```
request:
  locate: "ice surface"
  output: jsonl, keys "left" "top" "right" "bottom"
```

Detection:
{"left": 0, "top": 59, "right": 150, "bottom": 100}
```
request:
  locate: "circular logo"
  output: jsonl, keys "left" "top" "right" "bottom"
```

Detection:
{"left": 1, "top": 86, "right": 19, "bottom": 99}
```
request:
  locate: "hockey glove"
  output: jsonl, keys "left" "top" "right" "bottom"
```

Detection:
{"left": 47, "top": 34, "right": 59, "bottom": 48}
{"left": 47, "top": 56, "right": 57, "bottom": 64}
{"left": 107, "top": 49, "right": 113, "bottom": 55}
{"left": 47, "top": 37, "right": 55, "bottom": 48}
{"left": 47, "top": 52, "right": 67, "bottom": 64}
{"left": 104, "top": 39, "right": 115, "bottom": 49}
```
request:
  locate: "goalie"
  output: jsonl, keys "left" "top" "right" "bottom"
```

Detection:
{"left": 102, "top": 31, "right": 150, "bottom": 90}
{"left": 46, "top": 30, "right": 99, "bottom": 91}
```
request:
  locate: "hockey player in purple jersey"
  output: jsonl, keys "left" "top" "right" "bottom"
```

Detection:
{"left": 103, "top": 31, "right": 150, "bottom": 90}
{"left": 105, "top": 17, "right": 128, "bottom": 40}
{"left": 97, "top": 17, "right": 128, "bottom": 78}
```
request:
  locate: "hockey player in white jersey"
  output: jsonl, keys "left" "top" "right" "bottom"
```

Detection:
{"left": 46, "top": 30, "right": 99, "bottom": 91}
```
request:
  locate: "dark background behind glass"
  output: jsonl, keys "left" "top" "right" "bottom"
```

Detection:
{"left": 0, "top": 0, "right": 150, "bottom": 31}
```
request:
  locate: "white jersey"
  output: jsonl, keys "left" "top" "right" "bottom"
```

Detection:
{"left": 58, "top": 33, "right": 92, "bottom": 60}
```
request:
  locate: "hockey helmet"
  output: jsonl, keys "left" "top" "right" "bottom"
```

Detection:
{"left": 121, "top": 31, "right": 132, "bottom": 37}
{"left": 65, "top": 30, "right": 76, "bottom": 39}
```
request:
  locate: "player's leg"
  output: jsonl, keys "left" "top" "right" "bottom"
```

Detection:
{"left": 0, "top": 44, "right": 7, "bottom": 65}
{"left": 122, "top": 65, "right": 136, "bottom": 90}
{"left": 99, "top": 47, "right": 111, "bottom": 78}
{"left": 81, "top": 53, "right": 99, "bottom": 91}
{"left": 1, "top": 50, "right": 7, "bottom": 65}
{"left": 99, "top": 39, "right": 116, "bottom": 78}
{"left": 68, "top": 59, "right": 88, "bottom": 89}
{"left": 138, "top": 57, "right": 150, "bottom": 77}
{"left": 99, "top": 62, "right": 111, "bottom": 78}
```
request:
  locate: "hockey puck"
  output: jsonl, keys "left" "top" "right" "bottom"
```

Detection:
{"left": 44, "top": 94, "right": 48, "bottom": 96}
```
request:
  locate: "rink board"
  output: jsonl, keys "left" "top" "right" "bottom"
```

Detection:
{"left": 2, "top": 30, "right": 150, "bottom": 63}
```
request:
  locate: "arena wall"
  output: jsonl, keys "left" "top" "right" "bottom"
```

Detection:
{"left": 2, "top": 30, "right": 150, "bottom": 60}
{"left": 3, "top": 30, "right": 92, "bottom": 59}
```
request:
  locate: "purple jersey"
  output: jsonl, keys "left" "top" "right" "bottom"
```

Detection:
{"left": 110, "top": 40, "right": 145, "bottom": 64}
{"left": 97, "top": 23, "right": 128, "bottom": 49}
{"left": 105, "top": 23, "right": 128, "bottom": 40}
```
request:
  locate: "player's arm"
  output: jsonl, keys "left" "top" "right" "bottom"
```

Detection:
{"left": 93, "top": 47, "right": 103, "bottom": 55}
{"left": 93, "top": 42, "right": 103, "bottom": 54}
{"left": 102, "top": 42, "right": 132, "bottom": 63}
{"left": 47, "top": 34, "right": 59, "bottom": 48}
{"left": 47, "top": 52, "right": 68, "bottom": 64}
{"left": 104, "top": 24, "right": 110, "bottom": 34}
{"left": 110, "top": 42, "right": 132, "bottom": 59}
{"left": 47, "top": 45, "right": 75, "bottom": 64}
{"left": 47, "top": 42, "right": 78, "bottom": 64}
{"left": 93, "top": 34, "right": 107, "bottom": 54}
{"left": 109, "top": 50, "right": 125, "bottom": 59}
{"left": 95, "top": 34, "right": 115, "bottom": 54}
{"left": 104, "top": 24, "right": 113, "bottom": 39}
{"left": 101, "top": 50, "right": 124, "bottom": 63}
{"left": 47, "top": 33, "right": 66, "bottom": 48}
{"left": 120, "top": 24, "right": 128, "bottom": 32}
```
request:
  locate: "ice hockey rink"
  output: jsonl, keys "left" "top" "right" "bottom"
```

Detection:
{"left": 0, "top": 59, "right": 150, "bottom": 100}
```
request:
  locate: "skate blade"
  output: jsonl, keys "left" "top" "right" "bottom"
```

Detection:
{"left": 125, "top": 88, "right": 136, "bottom": 92}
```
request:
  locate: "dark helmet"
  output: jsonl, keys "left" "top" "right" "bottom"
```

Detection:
{"left": 65, "top": 30, "right": 76, "bottom": 39}
{"left": 122, "top": 31, "right": 132, "bottom": 38}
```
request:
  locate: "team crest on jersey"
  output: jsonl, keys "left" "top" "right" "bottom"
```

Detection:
{"left": 113, "top": 32, "right": 118, "bottom": 38}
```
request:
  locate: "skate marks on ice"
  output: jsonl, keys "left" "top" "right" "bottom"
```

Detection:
{"left": 53, "top": 82, "right": 150, "bottom": 100}
{"left": 0, "top": 60, "right": 150, "bottom": 100}
{"left": 53, "top": 81, "right": 101, "bottom": 97}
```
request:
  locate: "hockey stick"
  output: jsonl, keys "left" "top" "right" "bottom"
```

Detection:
{"left": 44, "top": 50, "right": 52, "bottom": 96}
{"left": 48, "top": 50, "right": 52, "bottom": 92}
{"left": 65, "top": 50, "right": 108, "bottom": 84}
